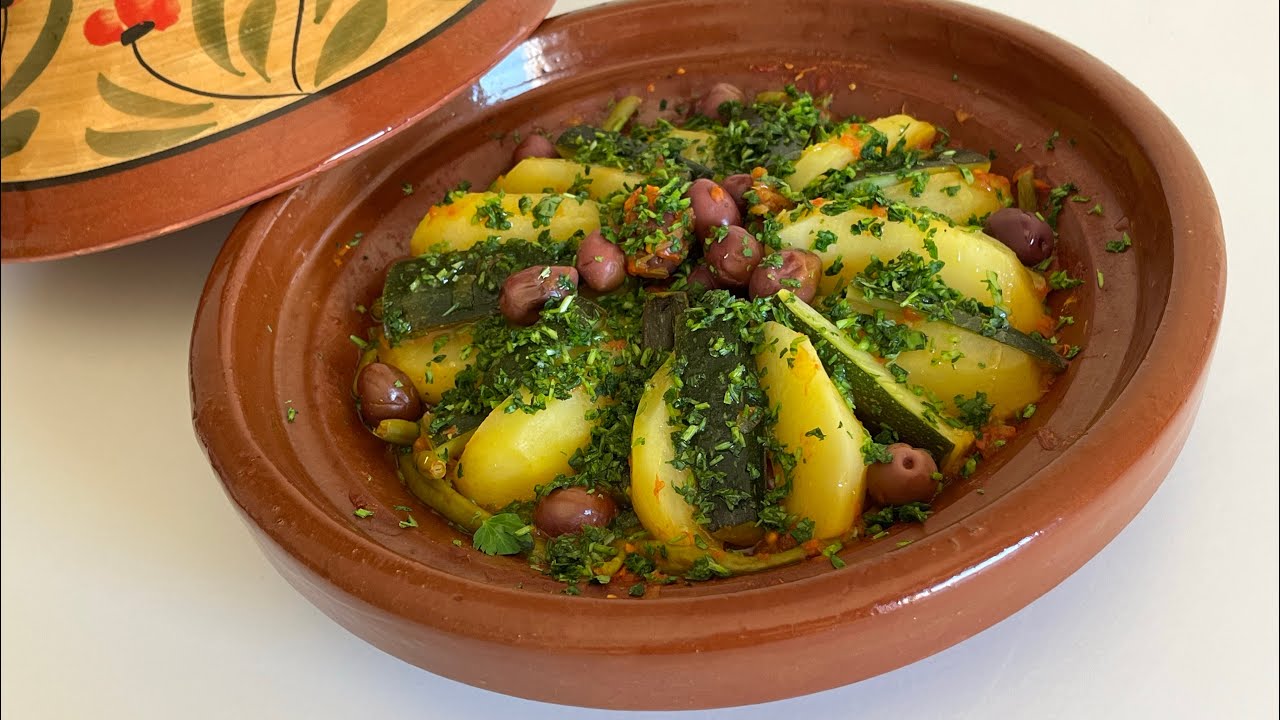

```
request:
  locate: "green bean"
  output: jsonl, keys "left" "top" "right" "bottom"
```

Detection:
{"left": 416, "top": 429, "right": 474, "bottom": 479}
{"left": 397, "top": 454, "right": 490, "bottom": 533}
{"left": 1016, "top": 171, "right": 1037, "bottom": 212}
{"left": 601, "top": 95, "right": 642, "bottom": 133}
{"left": 374, "top": 419, "right": 419, "bottom": 446}
{"left": 638, "top": 540, "right": 814, "bottom": 577}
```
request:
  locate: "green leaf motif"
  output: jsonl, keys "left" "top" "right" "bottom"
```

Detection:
{"left": 192, "top": 0, "right": 245, "bottom": 76}
{"left": 84, "top": 123, "right": 218, "bottom": 159}
{"left": 0, "top": 0, "right": 72, "bottom": 110}
{"left": 238, "top": 0, "right": 278, "bottom": 82}
{"left": 313, "top": 0, "right": 387, "bottom": 87}
{"left": 314, "top": 0, "right": 334, "bottom": 23}
{"left": 97, "top": 74, "right": 214, "bottom": 118}
{"left": 1, "top": 109, "right": 40, "bottom": 159}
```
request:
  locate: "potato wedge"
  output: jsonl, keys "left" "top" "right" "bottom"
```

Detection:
{"left": 786, "top": 115, "right": 937, "bottom": 190}
{"left": 629, "top": 357, "right": 713, "bottom": 547}
{"left": 881, "top": 169, "right": 1011, "bottom": 225}
{"left": 375, "top": 324, "right": 473, "bottom": 405}
{"left": 777, "top": 204, "right": 1048, "bottom": 333}
{"left": 410, "top": 192, "right": 600, "bottom": 256}
{"left": 454, "top": 386, "right": 598, "bottom": 511}
{"left": 757, "top": 322, "right": 868, "bottom": 539}
{"left": 844, "top": 298, "right": 1045, "bottom": 420}
{"left": 492, "top": 158, "right": 644, "bottom": 199}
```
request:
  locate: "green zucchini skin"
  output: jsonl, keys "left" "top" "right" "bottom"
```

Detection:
{"left": 642, "top": 292, "right": 690, "bottom": 352}
{"left": 775, "top": 290, "right": 973, "bottom": 472}
{"left": 948, "top": 307, "right": 1068, "bottom": 371}
{"left": 381, "top": 238, "right": 577, "bottom": 345}
{"left": 671, "top": 295, "right": 767, "bottom": 532}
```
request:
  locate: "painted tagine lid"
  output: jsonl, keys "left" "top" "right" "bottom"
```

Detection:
{"left": 0, "top": 0, "right": 554, "bottom": 261}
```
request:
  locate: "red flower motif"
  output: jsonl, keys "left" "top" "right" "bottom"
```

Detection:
{"left": 83, "top": 0, "right": 180, "bottom": 46}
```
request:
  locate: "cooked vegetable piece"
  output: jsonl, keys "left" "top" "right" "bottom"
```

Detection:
{"left": 775, "top": 290, "right": 974, "bottom": 472}
{"left": 375, "top": 325, "right": 474, "bottom": 404}
{"left": 672, "top": 296, "right": 767, "bottom": 534}
{"left": 630, "top": 356, "right": 714, "bottom": 546}
{"left": 808, "top": 149, "right": 991, "bottom": 197}
{"left": 454, "top": 386, "right": 601, "bottom": 511}
{"left": 398, "top": 453, "right": 490, "bottom": 533}
{"left": 786, "top": 114, "right": 937, "bottom": 190}
{"left": 381, "top": 237, "right": 576, "bottom": 344}
{"left": 881, "top": 168, "right": 1011, "bottom": 224}
{"left": 409, "top": 192, "right": 600, "bottom": 256}
{"left": 641, "top": 291, "right": 689, "bottom": 352}
{"left": 843, "top": 292, "right": 1047, "bottom": 420}
{"left": 493, "top": 158, "right": 645, "bottom": 199}
{"left": 776, "top": 203, "right": 1049, "bottom": 333}
{"left": 757, "top": 321, "right": 868, "bottom": 539}
{"left": 847, "top": 291, "right": 1065, "bottom": 371}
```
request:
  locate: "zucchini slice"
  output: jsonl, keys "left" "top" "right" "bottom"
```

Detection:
{"left": 775, "top": 290, "right": 973, "bottom": 473}
{"left": 381, "top": 237, "right": 576, "bottom": 345}
{"left": 640, "top": 291, "right": 689, "bottom": 352}
{"left": 672, "top": 296, "right": 768, "bottom": 535}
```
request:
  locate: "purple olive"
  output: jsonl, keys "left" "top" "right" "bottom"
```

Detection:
{"left": 533, "top": 487, "right": 618, "bottom": 537}
{"left": 356, "top": 363, "right": 422, "bottom": 425}
{"left": 686, "top": 263, "right": 721, "bottom": 292}
{"left": 748, "top": 249, "right": 822, "bottom": 302}
{"left": 721, "top": 173, "right": 755, "bottom": 212}
{"left": 866, "top": 443, "right": 939, "bottom": 505}
{"left": 687, "top": 178, "right": 742, "bottom": 240}
{"left": 698, "top": 83, "right": 745, "bottom": 119}
{"left": 983, "top": 207, "right": 1056, "bottom": 266}
{"left": 511, "top": 133, "right": 558, "bottom": 164}
{"left": 575, "top": 230, "right": 627, "bottom": 293}
{"left": 499, "top": 265, "right": 579, "bottom": 326}
{"left": 704, "top": 225, "right": 763, "bottom": 288}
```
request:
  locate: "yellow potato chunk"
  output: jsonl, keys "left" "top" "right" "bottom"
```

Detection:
{"left": 629, "top": 358, "right": 711, "bottom": 547}
{"left": 757, "top": 322, "right": 868, "bottom": 539}
{"left": 409, "top": 192, "right": 600, "bottom": 256}
{"left": 492, "top": 158, "right": 644, "bottom": 199}
{"left": 881, "top": 169, "right": 1011, "bottom": 224}
{"left": 786, "top": 114, "right": 937, "bottom": 190}
{"left": 845, "top": 298, "right": 1046, "bottom": 420}
{"left": 454, "top": 386, "right": 598, "bottom": 511}
{"left": 777, "top": 205, "right": 1048, "bottom": 333}
{"left": 375, "top": 325, "right": 473, "bottom": 405}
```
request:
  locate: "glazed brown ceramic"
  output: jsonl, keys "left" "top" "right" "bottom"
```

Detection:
{"left": 190, "top": 0, "right": 1225, "bottom": 709}
{"left": 0, "top": 0, "right": 553, "bottom": 262}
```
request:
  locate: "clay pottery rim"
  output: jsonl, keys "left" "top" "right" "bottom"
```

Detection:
{"left": 191, "top": 0, "right": 1226, "bottom": 710}
{"left": 0, "top": 0, "right": 554, "bottom": 263}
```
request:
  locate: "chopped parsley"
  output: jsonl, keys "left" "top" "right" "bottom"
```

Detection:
{"left": 1105, "top": 232, "right": 1132, "bottom": 253}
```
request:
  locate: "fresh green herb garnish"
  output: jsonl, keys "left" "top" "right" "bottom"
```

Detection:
{"left": 1105, "top": 232, "right": 1132, "bottom": 253}
{"left": 473, "top": 513, "right": 534, "bottom": 556}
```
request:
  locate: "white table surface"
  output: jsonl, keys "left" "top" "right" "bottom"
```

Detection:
{"left": 3, "top": 1, "right": 1277, "bottom": 717}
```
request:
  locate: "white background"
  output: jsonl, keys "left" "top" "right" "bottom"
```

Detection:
{"left": 3, "top": 1, "right": 1277, "bottom": 717}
